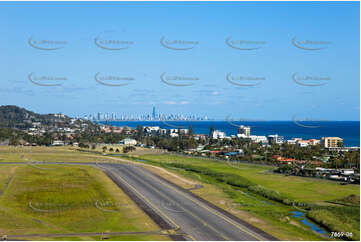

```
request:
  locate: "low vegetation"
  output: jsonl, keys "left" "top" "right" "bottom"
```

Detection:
{"left": 133, "top": 154, "right": 360, "bottom": 241}
{"left": 0, "top": 164, "right": 169, "bottom": 240}
{"left": 1, "top": 147, "right": 359, "bottom": 241}
{"left": 307, "top": 205, "right": 360, "bottom": 241}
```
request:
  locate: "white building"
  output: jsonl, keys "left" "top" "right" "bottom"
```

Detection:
{"left": 144, "top": 126, "right": 160, "bottom": 136}
{"left": 168, "top": 129, "right": 189, "bottom": 135}
{"left": 287, "top": 138, "right": 302, "bottom": 144}
{"left": 268, "top": 134, "right": 284, "bottom": 144}
{"left": 52, "top": 140, "right": 65, "bottom": 146}
{"left": 340, "top": 169, "right": 354, "bottom": 176}
{"left": 170, "top": 133, "right": 179, "bottom": 138}
{"left": 297, "top": 140, "right": 309, "bottom": 147}
{"left": 237, "top": 125, "right": 251, "bottom": 137}
{"left": 249, "top": 135, "right": 268, "bottom": 143}
{"left": 119, "top": 138, "right": 137, "bottom": 145}
{"left": 211, "top": 130, "right": 225, "bottom": 139}
{"left": 308, "top": 139, "right": 321, "bottom": 145}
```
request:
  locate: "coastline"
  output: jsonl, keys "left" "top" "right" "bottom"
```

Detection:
{"left": 98, "top": 120, "right": 360, "bottom": 147}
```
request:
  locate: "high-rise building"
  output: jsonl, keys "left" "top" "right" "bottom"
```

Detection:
{"left": 237, "top": 125, "right": 251, "bottom": 137}
{"left": 268, "top": 134, "right": 284, "bottom": 144}
{"left": 152, "top": 106, "right": 156, "bottom": 120}
{"left": 321, "top": 137, "right": 343, "bottom": 148}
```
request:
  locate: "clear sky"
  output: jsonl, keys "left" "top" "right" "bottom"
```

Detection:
{"left": 0, "top": 1, "right": 359, "bottom": 120}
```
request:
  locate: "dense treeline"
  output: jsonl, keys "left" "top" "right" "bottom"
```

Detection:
{"left": 0, "top": 105, "right": 71, "bottom": 128}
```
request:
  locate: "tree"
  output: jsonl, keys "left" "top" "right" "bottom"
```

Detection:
{"left": 109, "top": 147, "right": 114, "bottom": 152}
{"left": 102, "top": 146, "right": 107, "bottom": 152}
{"left": 123, "top": 146, "right": 136, "bottom": 153}
{"left": 209, "top": 125, "right": 215, "bottom": 136}
{"left": 189, "top": 125, "right": 194, "bottom": 136}
{"left": 136, "top": 125, "right": 143, "bottom": 140}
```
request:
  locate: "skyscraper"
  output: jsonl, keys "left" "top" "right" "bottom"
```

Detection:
{"left": 152, "top": 106, "right": 156, "bottom": 120}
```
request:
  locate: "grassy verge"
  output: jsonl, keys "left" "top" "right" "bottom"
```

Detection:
{"left": 11, "top": 234, "right": 170, "bottom": 241}
{"left": 1, "top": 147, "right": 359, "bottom": 240}
{"left": 0, "top": 164, "right": 169, "bottom": 240}
{"left": 131, "top": 153, "right": 360, "bottom": 241}
{"left": 307, "top": 205, "right": 359, "bottom": 241}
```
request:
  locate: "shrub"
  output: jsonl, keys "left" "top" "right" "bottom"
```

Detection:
{"left": 248, "top": 185, "right": 287, "bottom": 203}
{"left": 169, "top": 162, "right": 295, "bottom": 205}
{"left": 123, "top": 146, "right": 136, "bottom": 153}
{"left": 307, "top": 208, "right": 359, "bottom": 241}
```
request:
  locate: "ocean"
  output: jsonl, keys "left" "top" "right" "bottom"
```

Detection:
{"left": 99, "top": 121, "right": 360, "bottom": 147}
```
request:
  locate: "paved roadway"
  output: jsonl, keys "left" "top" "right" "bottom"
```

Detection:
{"left": 0, "top": 161, "right": 276, "bottom": 241}
{"left": 98, "top": 163, "right": 275, "bottom": 241}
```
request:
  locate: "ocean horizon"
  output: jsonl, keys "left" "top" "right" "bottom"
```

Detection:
{"left": 99, "top": 121, "right": 360, "bottom": 147}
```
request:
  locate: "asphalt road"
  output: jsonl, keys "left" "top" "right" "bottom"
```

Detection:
{"left": 0, "top": 161, "right": 276, "bottom": 241}
{"left": 99, "top": 163, "right": 273, "bottom": 241}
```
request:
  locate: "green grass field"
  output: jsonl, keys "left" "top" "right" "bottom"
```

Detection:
{"left": 131, "top": 154, "right": 360, "bottom": 241}
{"left": 137, "top": 154, "right": 359, "bottom": 204}
{"left": 1, "top": 146, "right": 359, "bottom": 241}
{"left": 0, "top": 162, "right": 169, "bottom": 240}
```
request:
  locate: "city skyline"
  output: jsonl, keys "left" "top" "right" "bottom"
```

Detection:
{"left": 0, "top": 2, "right": 359, "bottom": 121}
{"left": 79, "top": 106, "right": 210, "bottom": 121}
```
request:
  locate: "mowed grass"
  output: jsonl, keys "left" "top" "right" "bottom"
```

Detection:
{"left": 0, "top": 146, "right": 113, "bottom": 164}
{"left": 13, "top": 235, "right": 170, "bottom": 241}
{"left": 138, "top": 154, "right": 359, "bottom": 204}
{"left": 0, "top": 164, "right": 169, "bottom": 240}
{"left": 0, "top": 165, "right": 15, "bottom": 189}
{"left": 1, "top": 147, "right": 359, "bottom": 240}
{"left": 133, "top": 154, "right": 360, "bottom": 240}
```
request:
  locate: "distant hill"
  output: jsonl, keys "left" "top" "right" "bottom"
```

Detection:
{"left": 0, "top": 105, "right": 70, "bottom": 129}
{"left": 0, "top": 105, "right": 101, "bottom": 145}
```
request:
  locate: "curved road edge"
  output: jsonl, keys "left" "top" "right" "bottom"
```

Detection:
{"left": 101, "top": 167, "right": 190, "bottom": 241}
{"left": 147, "top": 169, "right": 278, "bottom": 241}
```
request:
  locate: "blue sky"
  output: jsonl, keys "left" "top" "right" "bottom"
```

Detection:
{"left": 0, "top": 1, "right": 359, "bottom": 120}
